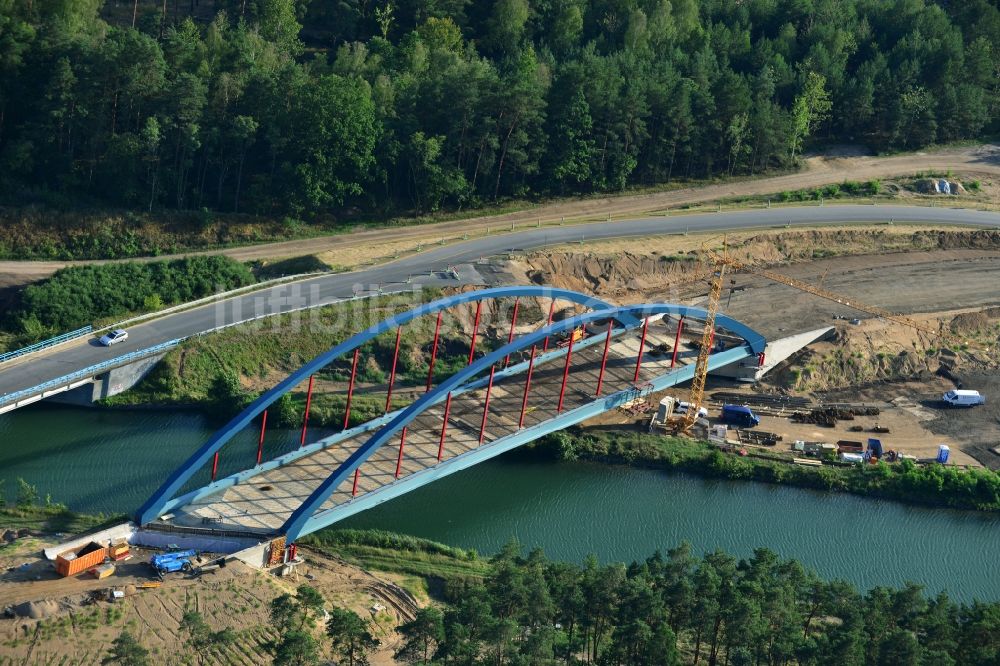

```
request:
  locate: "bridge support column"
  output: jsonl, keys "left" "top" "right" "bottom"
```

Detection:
{"left": 633, "top": 318, "right": 649, "bottom": 382}
{"left": 395, "top": 427, "right": 407, "bottom": 478}
{"left": 351, "top": 469, "right": 360, "bottom": 497}
{"left": 595, "top": 322, "right": 613, "bottom": 397}
{"left": 479, "top": 366, "right": 496, "bottom": 444}
{"left": 426, "top": 311, "right": 443, "bottom": 391}
{"left": 519, "top": 346, "right": 537, "bottom": 428}
{"left": 437, "top": 393, "right": 453, "bottom": 462}
{"left": 503, "top": 298, "right": 520, "bottom": 368}
{"left": 557, "top": 334, "right": 575, "bottom": 413}
{"left": 468, "top": 301, "right": 483, "bottom": 364}
{"left": 343, "top": 348, "right": 360, "bottom": 430}
{"left": 670, "top": 316, "right": 685, "bottom": 369}
{"left": 211, "top": 452, "right": 219, "bottom": 481}
{"left": 256, "top": 410, "right": 268, "bottom": 466}
{"left": 300, "top": 375, "right": 314, "bottom": 448}
{"left": 542, "top": 300, "right": 555, "bottom": 351}
{"left": 385, "top": 327, "right": 402, "bottom": 413}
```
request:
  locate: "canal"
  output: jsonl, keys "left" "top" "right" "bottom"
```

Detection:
{"left": 2, "top": 406, "right": 998, "bottom": 602}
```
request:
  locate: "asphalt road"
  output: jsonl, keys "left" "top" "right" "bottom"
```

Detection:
{"left": 2, "top": 204, "right": 999, "bottom": 404}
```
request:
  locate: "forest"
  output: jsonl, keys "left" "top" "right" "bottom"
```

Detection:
{"left": 100, "top": 537, "right": 1000, "bottom": 665}
{"left": 0, "top": 0, "right": 998, "bottom": 220}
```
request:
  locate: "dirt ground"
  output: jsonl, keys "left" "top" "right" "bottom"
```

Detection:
{"left": 524, "top": 226, "right": 1000, "bottom": 468}
{"left": 0, "top": 537, "right": 418, "bottom": 665}
{"left": 714, "top": 383, "right": 979, "bottom": 467}
{"left": 903, "top": 372, "right": 1000, "bottom": 469}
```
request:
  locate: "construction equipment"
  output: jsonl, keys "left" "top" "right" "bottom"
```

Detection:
{"left": 557, "top": 326, "right": 587, "bottom": 348}
{"left": 678, "top": 239, "right": 945, "bottom": 435}
{"left": 679, "top": 263, "right": 726, "bottom": 433}
{"left": 150, "top": 549, "right": 196, "bottom": 575}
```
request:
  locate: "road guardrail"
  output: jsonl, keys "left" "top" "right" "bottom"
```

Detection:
{"left": 0, "top": 326, "right": 93, "bottom": 365}
{"left": 0, "top": 339, "right": 183, "bottom": 410}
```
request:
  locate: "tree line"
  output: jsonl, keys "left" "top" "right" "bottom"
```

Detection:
{"left": 101, "top": 538, "right": 1000, "bottom": 665}
{"left": 1, "top": 0, "right": 998, "bottom": 219}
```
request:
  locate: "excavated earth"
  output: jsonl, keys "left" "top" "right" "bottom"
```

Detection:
{"left": 507, "top": 227, "right": 1000, "bottom": 466}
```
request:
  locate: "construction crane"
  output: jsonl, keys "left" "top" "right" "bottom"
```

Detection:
{"left": 678, "top": 244, "right": 943, "bottom": 434}
{"left": 680, "top": 262, "right": 726, "bottom": 433}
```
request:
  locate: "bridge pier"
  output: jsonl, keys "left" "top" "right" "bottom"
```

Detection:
{"left": 44, "top": 353, "right": 166, "bottom": 408}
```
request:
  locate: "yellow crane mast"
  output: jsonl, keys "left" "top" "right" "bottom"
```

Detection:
{"left": 680, "top": 262, "right": 726, "bottom": 433}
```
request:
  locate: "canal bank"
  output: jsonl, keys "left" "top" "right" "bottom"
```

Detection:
{"left": 2, "top": 404, "right": 998, "bottom": 602}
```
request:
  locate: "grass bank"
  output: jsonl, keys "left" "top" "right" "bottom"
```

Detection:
{"left": 0, "top": 503, "right": 124, "bottom": 536}
{"left": 101, "top": 288, "right": 504, "bottom": 427}
{"left": 299, "top": 529, "right": 488, "bottom": 581}
{"left": 535, "top": 429, "right": 1000, "bottom": 512}
{"left": 0, "top": 198, "right": 538, "bottom": 261}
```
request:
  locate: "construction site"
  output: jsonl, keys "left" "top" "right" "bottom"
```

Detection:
{"left": 512, "top": 223, "right": 1000, "bottom": 469}
{"left": 3, "top": 215, "right": 1000, "bottom": 664}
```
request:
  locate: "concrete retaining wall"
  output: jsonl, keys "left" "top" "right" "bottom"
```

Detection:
{"left": 43, "top": 522, "right": 137, "bottom": 560}
{"left": 131, "top": 529, "right": 262, "bottom": 555}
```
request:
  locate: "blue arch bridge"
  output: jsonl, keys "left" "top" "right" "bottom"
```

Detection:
{"left": 136, "top": 286, "right": 766, "bottom": 553}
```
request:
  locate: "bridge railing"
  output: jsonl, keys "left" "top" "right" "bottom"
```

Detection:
{"left": 0, "top": 338, "right": 182, "bottom": 409}
{"left": 0, "top": 326, "right": 93, "bottom": 365}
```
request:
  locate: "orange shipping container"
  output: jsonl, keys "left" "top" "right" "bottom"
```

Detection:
{"left": 56, "top": 542, "right": 108, "bottom": 577}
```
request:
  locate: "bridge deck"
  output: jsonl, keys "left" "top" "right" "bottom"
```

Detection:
{"left": 168, "top": 318, "right": 704, "bottom": 535}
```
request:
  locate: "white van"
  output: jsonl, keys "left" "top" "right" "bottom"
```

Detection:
{"left": 674, "top": 400, "right": 709, "bottom": 418}
{"left": 942, "top": 389, "right": 985, "bottom": 407}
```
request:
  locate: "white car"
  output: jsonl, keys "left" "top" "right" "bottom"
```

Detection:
{"left": 674, "top": 400, "right": 708, "bottom": 418}
{"left": 99, "top": 329, "right": 129, "bottom": 346}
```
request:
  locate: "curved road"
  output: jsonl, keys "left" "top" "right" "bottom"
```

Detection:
{"left": 2, "top": 205, "right": 999, "bottom": 405}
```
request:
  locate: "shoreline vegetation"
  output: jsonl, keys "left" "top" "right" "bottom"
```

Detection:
{"left": 4, "top": 503, "right": 1000, "bottom": 664}
{"left": 533, "top": 429, "right": 1000, "bottom": 513}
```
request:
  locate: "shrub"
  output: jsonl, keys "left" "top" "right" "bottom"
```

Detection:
{"left": 16, "top": 478, "right": 39, "bottom": 508}
{"left": 9, "top": 255, "right": 255, "bottom": 338}
{"left": 841, "top": 180, "right": 863, "bottom": 195}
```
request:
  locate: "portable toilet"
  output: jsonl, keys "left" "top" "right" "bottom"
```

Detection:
{"left": 937, "top": 445, "right": 950, "bottom": 464}
{"left": 867, "top": 438, "right": 884, "bottom": 458}
{"left": 656, "top": 397, "right": 676, "bottom": 423}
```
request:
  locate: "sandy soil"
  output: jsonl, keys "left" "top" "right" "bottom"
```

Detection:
{"left": 730, "top": 392, "right": 978, "bottom": 467}
{"left": 522, "top": 228, "right": 1000, "bottom": 466}
{"left": 920, "top": 371, "right": 1000, "bottom": 468}
{"left": 0, "top": 538, "right": 419, "bottom": 665}
{"left": 1, "top": 144, "right": 998, "bottom": 289}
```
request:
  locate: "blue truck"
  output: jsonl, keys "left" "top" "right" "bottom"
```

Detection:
{"left": 150, "top": 549, "right": 196, "bottom": 575}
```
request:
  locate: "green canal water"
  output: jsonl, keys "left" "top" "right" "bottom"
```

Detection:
{"left": 1, "top": 406, "right": 998, "bottom": 601}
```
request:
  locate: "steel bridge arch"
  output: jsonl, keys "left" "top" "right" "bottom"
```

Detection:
{"left": 280, "top": 301, "right": 766, "bottom": 541}
{"left": 138, "top": 286, "right": 624, "bottom": 525}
